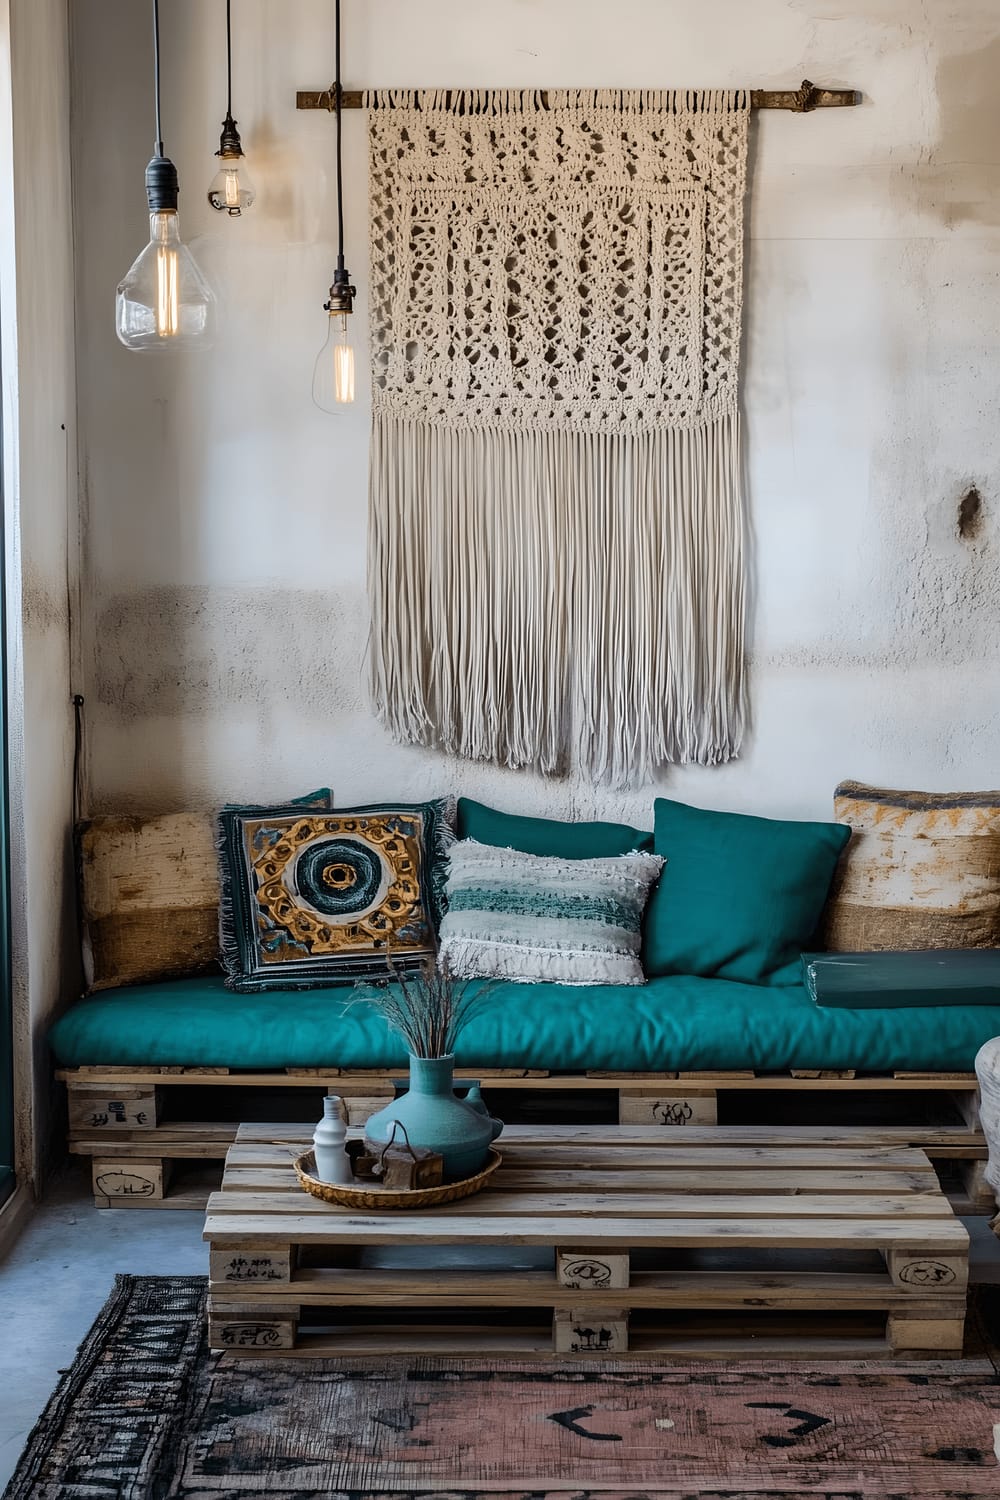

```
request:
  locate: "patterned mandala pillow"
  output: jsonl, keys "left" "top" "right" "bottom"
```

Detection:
{"left": 218, "top": 799, "right": 454, "bottom": 991}
{"left": 438, "top": 840, "right": 664, "bottom": 986}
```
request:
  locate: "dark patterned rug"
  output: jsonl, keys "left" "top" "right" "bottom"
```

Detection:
{"left": 5, "top": 1275, "right": 1000, "bottom": 1498}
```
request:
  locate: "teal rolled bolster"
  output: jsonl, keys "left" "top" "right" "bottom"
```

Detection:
{"left": 47, "top": 973, "right": 1000, "bottom": 1074}
{"left": 804, "top": 949, "right": 1000, "bottom": 1009}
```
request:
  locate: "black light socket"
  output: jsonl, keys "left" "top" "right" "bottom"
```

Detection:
{"left": 145, "top": 154, "right": 179, "bottom": 213}
{"left": 216, "top": 111, "right": 244, "bottom": 160}
{"left": 324, "top": 263, "right": 356, "bottom": 315}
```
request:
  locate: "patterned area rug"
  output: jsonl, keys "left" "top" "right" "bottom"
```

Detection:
{"left": 5, "top": 1275, "right": 1000, "bottom": 1498}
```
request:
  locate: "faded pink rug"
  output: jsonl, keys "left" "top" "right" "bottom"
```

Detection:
{"left": 5, "top": 1277, "right": 1000, "bottom": 1497}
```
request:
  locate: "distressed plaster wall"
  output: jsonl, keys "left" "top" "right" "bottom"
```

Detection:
{"left": 1, "top": 0, "right": 78, "bottom": 1186}
{"left": 71, "top": 0, "right": 1000, "bottom": 826}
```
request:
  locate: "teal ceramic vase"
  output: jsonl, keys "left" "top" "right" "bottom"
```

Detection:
{"left": 364, "top": 1054, "right": 503, "bottom": 1182}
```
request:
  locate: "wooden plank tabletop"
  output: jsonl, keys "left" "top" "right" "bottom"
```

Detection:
{"left": 203, "top": 1206, "right": 968, "bottom": 1249}
{"left": 227, "top": 1138, "right": 941, "bottom": 1174}
{"left": 204, "top": 1123, "right": 969, "bottom": 1255}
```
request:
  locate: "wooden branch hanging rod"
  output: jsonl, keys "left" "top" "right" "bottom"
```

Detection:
{"left": 296, "top": 80, "right": 859, "bottom": 113}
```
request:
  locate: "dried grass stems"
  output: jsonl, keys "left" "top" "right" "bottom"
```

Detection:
{"left": 354, "top": 951, "right": 496, "bottom": 1059}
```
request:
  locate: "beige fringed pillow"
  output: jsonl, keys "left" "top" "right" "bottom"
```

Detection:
{"left": 824, "top": 782, "right": 1000, "bottom": 951}
{"left": 439, "top": 840, "right": 664, "bottom": 985}
{"left": 78, "top": 813, "right": 220, "bottom": 990}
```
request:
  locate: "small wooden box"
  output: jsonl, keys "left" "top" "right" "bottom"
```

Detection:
{"left": 357, "top": 1137, "right": 444, "bottom": 1190}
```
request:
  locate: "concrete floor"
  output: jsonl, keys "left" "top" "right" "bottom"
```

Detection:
{"left": 0, "top": 1163, "right": 207, "bottom": 1491}
{"left": 1, "top": 1163, "right": 999, "bottom": 1492}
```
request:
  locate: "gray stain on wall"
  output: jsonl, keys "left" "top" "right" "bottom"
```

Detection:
{"left": 21, "top": 561, "right": 70, "bottom": 633}
{"left": 95, "top": 585, "right": 369, "bottom": 720}
{"left": 926, "top": 38, "right": 1000, "bottom": 229}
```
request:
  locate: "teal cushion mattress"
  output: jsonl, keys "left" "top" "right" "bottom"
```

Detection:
{"left": 47, "top": 974, "right": 1000, "bottom": 1073}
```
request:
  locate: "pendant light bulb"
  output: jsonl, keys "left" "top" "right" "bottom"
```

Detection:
{"left": 116, "top": 0, "right": 214, "bottom": 352}
{"left": 208, "top": 6, "right": 254, "bottom": 216}
{"left": 208, "top": 126, "right": 256, "bottom": 216}
{"left": 312, "top": 308, "right": 357, "bottom": 411}
{"left": 313, "top": 0, "right": 360, "bottom": 414}
{"left": 116, "top": 161, "right": 215, "bottom": 352}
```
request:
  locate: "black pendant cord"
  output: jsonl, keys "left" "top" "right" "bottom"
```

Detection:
{"left": 226, "top": 0, "right": 233, "bottom": 120}
{"left": 72, "top": 695, "right": 86, "bottom": 827}
{"left": 152, "top": 0, "right": 163, "bottom": 156}
{"left": 71, "top": 692, "right": 86, "bottom": 956}
{"left": 145, "top": 0, "right": 178, "bottom": 211}
{"left": 216, "top": 0, "right": 242, "bottom": 160}
{"left": 322, "top": 0, "right": 354, "bottom": 312}
{"left": 335, "top": 0, "right": 345, "bottom": 268}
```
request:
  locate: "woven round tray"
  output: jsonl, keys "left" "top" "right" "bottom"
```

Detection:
{"left": 293, "top": 1145, "right": 503, "bottom": 1209}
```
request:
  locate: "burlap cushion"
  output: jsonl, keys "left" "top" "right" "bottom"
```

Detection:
{"left": 79, "top": 790, "right": 333, "bottom": 991}
{"left": 823, "top": 828, "right": 1000, "bottom": 951}
{"left": 833, "top": 780, "right": 1000, "bottom": 836}
{"left": 78, "top": 813, "right": 220, "bottom": 990}
{"left": 825, "top": 781, "right": 1000, "bottom": 951}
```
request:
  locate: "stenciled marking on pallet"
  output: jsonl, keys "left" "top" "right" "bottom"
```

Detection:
{"left": 87, "top": 1104, "right": 150, "bottom": 1127}
{"left": 570, "top": 1323, "right": 615, "bottom": 1352}
{"left": 896, "top": 1259, "right": 959, "bottom": 1287}
{"left": 218, "top": 1255, "right": 284, "bottom": 1282}
{"left": 93, "top": 1170, "right": 156, "bottom": 1197}
{"left": 562, "top": 1258, "right": 613, "bottom": 1288}
{"left": 557, "top": 1250, "right": 631, "bottom": 1290}
{"left": 554, "top": 1306, "right": 629, "bottom": 1354}
{"left": 218, "top": 1323, "right": 285, "bottom": 1348}
{"left": 618, "top": 1093, "right": 719, "bottom": 1126}
{"left": 656, "top": 1101, "right": 694, "bottom": 1125}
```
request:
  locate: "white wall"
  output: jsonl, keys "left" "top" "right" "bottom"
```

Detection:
{"left": 71, "top": 0, "right": 1000, "bottom": 828}
{"left": 1, "top": 0, "right": 78, "bottom": 1186}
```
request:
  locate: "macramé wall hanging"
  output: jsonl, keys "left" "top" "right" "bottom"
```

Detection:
{"left": 363, "top": 87, "right": 749, "bottom": 785}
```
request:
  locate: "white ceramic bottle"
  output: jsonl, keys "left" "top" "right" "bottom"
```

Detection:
{"left": 313, "top": 1095, "right": 353, "bottom": 1185}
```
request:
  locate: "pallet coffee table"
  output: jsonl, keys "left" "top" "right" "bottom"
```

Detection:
{"left": 204, "top": 1123, "right": 970, "bottom": 1360}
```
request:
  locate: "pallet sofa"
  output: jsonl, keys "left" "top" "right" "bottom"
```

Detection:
{"left": 50, "top": 970, "right": 998, "bottom": 1212}
{"left": 50, "top": 788, "right": 1000, "bottom": 1211}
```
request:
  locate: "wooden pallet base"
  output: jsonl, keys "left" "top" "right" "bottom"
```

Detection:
{"left": 206, "top": 1311, "right": 967, "bottom": 1361}
{"left": 60, "top": 1066, "right": 992, "bottom": 1211}
{"left": 204, "top": 1125, "right": 970, "bottom": 1361}
{"left": 59, "top": 1065, "right": 983, "bottom": 1097}
{"left": 71, "top": 1140, "right": 995, "bottom": 1213}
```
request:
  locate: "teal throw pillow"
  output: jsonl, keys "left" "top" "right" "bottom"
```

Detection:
{"left": 643, "top": 798, "right": 851, "bottom": 986}
{"left": 457, "top": 797, "right": 652, "bottom": 860}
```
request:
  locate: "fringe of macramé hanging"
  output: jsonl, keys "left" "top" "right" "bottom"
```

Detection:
{"left": 368, "top": 412, "right": 746, "bottom": 787}
{"left": 363, "top": 88, "right": 750, "bottom": 117}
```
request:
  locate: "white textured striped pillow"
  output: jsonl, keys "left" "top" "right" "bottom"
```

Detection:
{"left": 438, "top": 840, "right": 664, "bottom": 986}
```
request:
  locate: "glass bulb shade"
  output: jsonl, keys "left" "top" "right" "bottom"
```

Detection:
{"left": 115, "top": 212, "right": 215, "bottom": 351}
{"left": 312, "top": 311, "right": 357, "bottom": 411}
{"left": 208, "top": 154, "right": 255, "bottom": 215}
